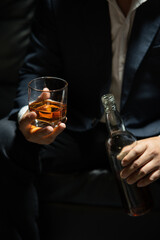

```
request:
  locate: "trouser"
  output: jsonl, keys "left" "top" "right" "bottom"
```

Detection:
{"left": 0, "top": 117, "right": 109, "bottom": 240}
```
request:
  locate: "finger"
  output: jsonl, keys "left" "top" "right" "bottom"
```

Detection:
{"left": 121, "top": 142, "right": 147, "bottom": 167}
{"left": 43, "top": 123, "right": 66, "bottom": 142}
{"left": 117, "top": 151, "right": 128, "bottom": 161}
{"left": 137, "top": 169, "right": 160, "bottom": 187}
{"left": 21, "top": 125, "right": 52, "bottom": 144}
{"left": 124, "top": 161, "right": 154, "bottom": 185}
{"left": 30, "top": 125, "right": 54, "bottom": 137}
{"left": 122, "top": 156, "right": 160, "bottom": 185}
{"left": 37, "top": 87, "right": 50, "bottom": 101}
{"left": 120, "top": 152, "right": 153, "bottom": 180}
{"left": 29, "top": 122, "right": 66, "bottom": 145}
{"left": 117, "top": 141, "right": 137, "bottom": 161}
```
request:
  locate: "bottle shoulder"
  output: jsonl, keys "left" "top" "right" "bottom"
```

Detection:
{"left": 107, "top": 130, "right": 136, "bottom": 153}
{"left": 110, "top": 130, "right": 136, "bottom": 140}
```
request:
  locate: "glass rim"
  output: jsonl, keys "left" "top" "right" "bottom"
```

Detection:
{"left": 28, "top": 76, "right": 68, "bottom": 92}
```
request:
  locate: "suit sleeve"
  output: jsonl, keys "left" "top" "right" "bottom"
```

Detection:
{"left": 9, "top": 0, "right": 63, "bottom": 119}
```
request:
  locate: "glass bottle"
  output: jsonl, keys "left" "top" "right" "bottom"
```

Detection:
{"left": 101, "top": 94, "right": 153, "bottom": 217}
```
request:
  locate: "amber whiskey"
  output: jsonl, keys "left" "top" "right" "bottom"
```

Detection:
{"left": 29, "top": 99, "right": 67, "bottom": 127}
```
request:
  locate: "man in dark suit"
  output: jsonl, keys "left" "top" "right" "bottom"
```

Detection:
{"left": 1, "top": 0, "right": 160, "bottom": 239}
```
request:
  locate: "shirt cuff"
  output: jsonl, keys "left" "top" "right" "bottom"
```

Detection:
{"left": 17, "top": 105, "right": 28, "bottom": 123}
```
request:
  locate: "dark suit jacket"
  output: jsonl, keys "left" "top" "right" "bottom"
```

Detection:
{"left": 11, "top": 0, "right": 160, "bottom": 138}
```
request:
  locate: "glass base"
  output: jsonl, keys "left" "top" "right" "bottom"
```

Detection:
{"left": 32, "top": 119, "right": 58, "bottom": 128}
{"left": 31, "top": 117, "right": 66, "bottom": 128}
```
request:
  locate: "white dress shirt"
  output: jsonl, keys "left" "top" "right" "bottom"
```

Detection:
{"left": 107, "top": 0, "right": 148, "bottom": 111}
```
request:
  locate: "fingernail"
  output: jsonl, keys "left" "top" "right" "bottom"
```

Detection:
{"left": 126, "top": 178, "right": 133, "bottom": 185}
{"left": 120, "top": 172, "right": 126, "bottom": 179}
{"left": 117, "top": 152, "right": 127, "bottom": 161}
{"left": 59, "top": 123, "right": 66, "bottom": 128}
{"left": 117, "top": 153, "right": 122, "bottom": 160}
{"left": 45, "top": 126, "right": 54, "bottom": 134}
{"left": 121, "top": 160, "right": 127, "bottom": 167}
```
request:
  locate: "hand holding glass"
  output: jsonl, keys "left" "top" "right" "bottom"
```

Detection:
{"left": 28, "top": 76, "right": 68, "bottom": 128}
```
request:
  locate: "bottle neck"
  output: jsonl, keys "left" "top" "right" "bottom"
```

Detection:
{"left": 105, "top": 108, "right": 126, "bottom": 135}
{"left": 101, "top": 94, "right": 126, "bottom": 136}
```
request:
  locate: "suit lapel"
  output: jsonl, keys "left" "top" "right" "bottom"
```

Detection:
{"left": 121, "top": 0, "right": 160, "bottom": 110}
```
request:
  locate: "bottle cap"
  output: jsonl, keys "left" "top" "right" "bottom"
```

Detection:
{"left": 101, "top": 94, "right": 116, "bottom": 112}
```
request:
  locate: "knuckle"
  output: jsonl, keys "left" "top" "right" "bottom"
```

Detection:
{"left": 132, "top": 148, "right": 139, "bottom": 156}
{"left": 149, "top": 175, "right": 157, "bottom": 182}
{"left": 132, "top": 161, "right": 140, "bottom": 169}
{"left": 139, "top": 168, "right": 146, "bottom": 176}
{"left": 149, "top": 148, "right": 156, "bottom": 156}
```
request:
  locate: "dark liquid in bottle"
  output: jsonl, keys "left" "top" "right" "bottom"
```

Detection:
{"left": 107, "top": 132, "right": 153, "bottom": 216}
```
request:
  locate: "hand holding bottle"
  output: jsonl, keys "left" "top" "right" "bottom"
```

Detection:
{"left": 101, "top": 93, "right": 153, "bottom": 216}
{"left": 118, "top": 136, "right": 160, "bottom": 187}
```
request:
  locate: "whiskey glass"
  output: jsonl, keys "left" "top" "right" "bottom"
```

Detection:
{"left": 28, "top": 76, "right": 68, "bottom": 128}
